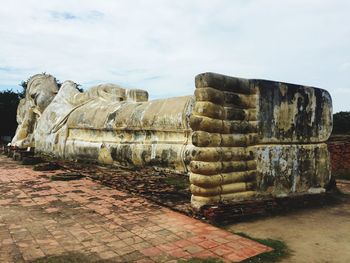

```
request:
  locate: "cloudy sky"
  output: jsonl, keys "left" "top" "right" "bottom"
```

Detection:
{"left": 0, "top": 0, "right": 349, "bottom": 112}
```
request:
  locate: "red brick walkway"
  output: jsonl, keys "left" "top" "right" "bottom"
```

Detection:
{"left": 0, "top": 156, "right": 271, "bottom": 262}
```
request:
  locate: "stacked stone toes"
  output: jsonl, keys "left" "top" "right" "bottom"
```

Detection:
{"left": 189, "top": 73, "right": 259, "bottom": 208}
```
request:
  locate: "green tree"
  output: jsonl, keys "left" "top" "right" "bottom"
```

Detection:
{"left": 332, "top": 111, "right": 350, "bottom": 134}
{"left": 0, "top": 90, "right": 21, "bottom": 137}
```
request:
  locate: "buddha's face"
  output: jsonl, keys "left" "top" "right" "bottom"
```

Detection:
{"left": 27, "top": 75, "right": 59, "bottom": 113}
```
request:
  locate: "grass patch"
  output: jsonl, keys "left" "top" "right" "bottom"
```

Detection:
{"left": 50, "top": 172, "right": 84, "bottom": 181}
{"left": 236, "top": 232, "right": 290, "bottom": 263}
{"left": 161, "top": 176, "right": 190, "bottom": 190}
{"left": 30, "top": 252, "right": 96, "bottom": 263}
{"left": 33, "top": 162, "right": 61, "bottom": 171}
{"left": 336, "top": 170, "right": 350, "bottom": 181}
{"left": 29, "top": 252, "right": 117, "bottom": 263}
{"left": 76, "top": 158, "right": 98, "bottom": 165}
{"left": 21, "top": 156, "right": 43, "bottom": 165}
{"left": 178, "top": 258, "right": 223, "bottom": 263}
{"left": 178, "top": 232, "right": 289, "bottom": 263}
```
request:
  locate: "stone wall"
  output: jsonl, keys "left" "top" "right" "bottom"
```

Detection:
{"left": 327, "top": 135, "right": 350, "bottom": 178}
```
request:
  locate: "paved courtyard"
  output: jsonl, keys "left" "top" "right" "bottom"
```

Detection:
{"left": 0, "top": 156, "right": 270, "bottom": 262}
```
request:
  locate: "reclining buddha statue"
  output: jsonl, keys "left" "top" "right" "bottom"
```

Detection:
{"left": 11, "top": 72, "right": 333, "bottom": 208}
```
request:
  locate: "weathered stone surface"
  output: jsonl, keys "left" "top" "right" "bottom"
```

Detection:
{"left": 256, "top": 79, "right": 332, "bottom": 143}
{"left": 34, "top": 80, "right": 193, "bottom": 172}
{"left": 11, "top": 72, "right": 333, "bottom": 209}
{"left": 255, "top": 144, "right": 330, "bottom": 196}
{"left": 189, "top": 72, "right": 332, "bottom": 209}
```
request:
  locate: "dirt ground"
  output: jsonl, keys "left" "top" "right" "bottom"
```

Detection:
{"left": 226, "top": 187, "right": 350, "bottom": 263}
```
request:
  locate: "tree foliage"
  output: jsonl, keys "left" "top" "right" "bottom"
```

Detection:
{"left": 332, "top": 111, "right": 350, "bottom": 134}
{"left": 0, "top": 90, "right": 21, "bottom": 137}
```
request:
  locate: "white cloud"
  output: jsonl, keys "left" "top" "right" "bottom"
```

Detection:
{"left": 0, "top": 0, "right": 349, "bottom": 111}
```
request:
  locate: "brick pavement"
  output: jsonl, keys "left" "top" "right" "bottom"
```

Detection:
{"left": 0, "top": 156, "right": 271, "bottom": 262}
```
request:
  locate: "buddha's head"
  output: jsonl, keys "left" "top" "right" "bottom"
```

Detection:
{"left": 25, "top": 74, "right": 59, "bottom": 113}
{"left": 11, "top": 73, "right": 59, "bottom": 148}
